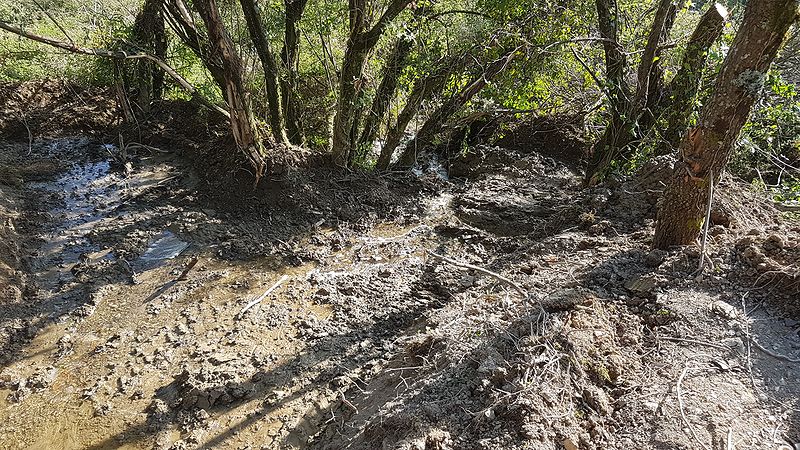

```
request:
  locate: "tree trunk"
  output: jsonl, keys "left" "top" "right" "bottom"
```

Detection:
{"left": 586, "top": 0, "right": 674, "bottom": 184}
{"left": 584, "top": 0, "right": 630, "bottom": 182}
{"left": 131, "top": 0, "right": 167, "bottom": 116}
{"left": 330, "top": 0, "right": 412, "bottom": 166}
{"left": 239, "top": 0, "right": 288, "bottom": 145}
{"left": 353, "top": 34, "right": 413, "bottom": 164}
{"left": 398, "top": 48, "right": 518, "bottom": 167}
{"left": 653, "top": 0, "right": 799, "bottom": 249}
{"left": 654, "top": 3, "right": 728, "bottom": 155}
{"left": 163, "top": 0, "right": 227, "bottom": 91}
{"left": 192, "top": 0, "right": 267, "bottom": 180}
{"left": 376, "top": 71, "right": 447, "bottom": 170}
{"left": 281, "top": 0, "right": 308, "bottom": 145}
{"left": 636, "top": 1, "right": 677, "bottom": 135}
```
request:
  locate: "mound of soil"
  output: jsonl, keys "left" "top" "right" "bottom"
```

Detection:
{"left": 0, "top": 80, "right": 118, "bottom": 139}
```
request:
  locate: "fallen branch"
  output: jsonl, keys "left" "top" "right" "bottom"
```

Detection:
{"left": 748, "top": 337, "right": 800, "bottom": 363}
{"left": 0, "top": 20, "right": 228, "bottom": 118}
{"left": 238, "top": 275, "right": 289, "bottom": 316}
{"left": 176, "top": 256, "right": 199, "bottom": 281}
{"left": 426, "top": 250, "right": 528, "bottom": 298}
{"left": 660, "top": 336, "right": 728, "bottom": 351}
{"left": 676, "top": 365, "right": 710, "bottom": 450}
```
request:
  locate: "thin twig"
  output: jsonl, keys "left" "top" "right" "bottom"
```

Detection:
{"left": 660, "top": 336, "right": 728, "bottom": 351}
{"left": 426, "top": 250, "right": 528, "bottom": 298}
{"left": 19, "top": 114, "right": 33, "bottom": 155}
{"left": 339, "top": 390, "right": 358, "bottom": 414}
{"left": 726, "top": 426, "right": 734, "bottom": 450}
{"left": 748, "top": 337, "right": 800, "bottom": 363}
{"left": 238, "top": 275, "right": 289, "bottom": 316}
{"left": 677, "top": 365, "right": 710, "bottom": 450}
{"left": 31, "top": 0, "right": 74, "bottom": 44}
{"left": 696, "top": 169, "right": 714, "bottom": 274}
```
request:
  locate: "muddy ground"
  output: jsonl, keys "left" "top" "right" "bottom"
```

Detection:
{"left": 0, "top": 84, "right": 799, "bottom": 450}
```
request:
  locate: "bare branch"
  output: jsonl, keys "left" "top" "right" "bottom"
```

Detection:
{"left": 0, "top": 20, "right": 228, "bottom": 118}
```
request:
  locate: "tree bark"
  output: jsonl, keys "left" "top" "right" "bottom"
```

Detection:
{"left": 586, "top": 0, "right": 674, "bottom": 184}
{"left": 330, "top": 0, "right": 413, "bottom": 166}
{"left": 239, "top": 0, "right": 289, "bottom": 145}
{"left": 654, "top": 3, "right": 728, "bottom": 155}
{"left": 280, "top": 0, "right": 308, "bottom": 145}
{"left": 163, "top": 0, "right": 227, "bottom": 91}
{"left": 653, "top": 0, "right": 799, "bottom": 249}
{"left": 376, "top": 70, "right": 447, "bottom": 170}
{"left": 192, "top": 0, "right": 267, "bottom": 180}
{"left": 584, "top": 0, "right": 630, "bottom": 183}
{"left": 131, "top": 0, "right": 167, "bottom": 115}
{"left": 352, "top": 34, "right": 413, "bottom": 164}
{"left": 398, "top": 48, "right": 519, "bottom": 167}
{"left": 635, "top": 1, "right": 677, "bottom": 135}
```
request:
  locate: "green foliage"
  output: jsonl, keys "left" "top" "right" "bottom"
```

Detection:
{"left": 733, "top": 70, "right": 800, "bottom": 201}
{"left": 0, "top": 0, "right": 134, "bottom": 84}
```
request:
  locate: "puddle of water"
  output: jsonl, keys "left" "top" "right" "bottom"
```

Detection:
{"left": 138, "top": 231, "right": 188, "bottom": 265}
{"left": 27, "top": 158, "right": 123, "bottom": 290}
{"left": 411, "top": 154, "right": 449, "bottom": 181}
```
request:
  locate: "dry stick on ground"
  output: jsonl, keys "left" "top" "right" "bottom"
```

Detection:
{"left": 676, "top": 365, "right": 711, "bottom": 450}
{"left": 660, "top": 336, "right": 728, "bottom": 351}
{"left": 696, "top": 169, "right": 714, "bottom": 275}
{"left": 748, "top": 337, "right": 800, "bottom": 364}
{"left": 426, "top": 250, "right": 528, "bottom": 298}
{"left": 238, "top": 275, "right": 289, "bottom": 316}
{"left": 176, "top": 256, "right": 199, "bottom": 281}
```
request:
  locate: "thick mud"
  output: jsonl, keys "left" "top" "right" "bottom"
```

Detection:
{"left": 0, "top": 136, "right": 799, "bottom": 450}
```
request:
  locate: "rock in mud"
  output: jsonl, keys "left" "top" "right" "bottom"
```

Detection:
{"left": 174, "top": 366, "right": 256, "bottom": 410}
{"left": 624, "top": 275, "right": 660, "bottom": 296}
{"left": 5, "top": 365, "right": 58, "bottom": 403}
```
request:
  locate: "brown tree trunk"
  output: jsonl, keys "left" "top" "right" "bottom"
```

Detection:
{"left": 585, "top": 0, "right": 630, "bottom": 182}
{"left": 376, "top": 71, "right": 447, "bottom": 170}
{"left": 239, "top": 0, "right": 288, "bottom": 145}
{"left": 636, "top": 1, "right": 677, "bottom": 135}
{"left": 330, "top": 0, "right": 412, "bottom": 166}
{"left": 192, "top": 0, "right": 267, "bottom": 180}
{"left": 653, "top": 0, "right": 799, "bottom": 249}
{"left": 398, "top": 48, "right": 518, "bottom": 167}
{"left": 131, "top": 0, "right": 167, "bottom": 116}
{"left": 163, "top": 0, "right": 227, "bottom": 91}
{"left": 281, "top": 0, "right": 308, "bottom": 145}
{"left": 586, "top": 0, "right": 674, "bottom": 184}
{"left": 654, "top": 3, "right": 728, "bottom": 155}
{"left": 353, "top": 34, "right": 413, "bottom": 164}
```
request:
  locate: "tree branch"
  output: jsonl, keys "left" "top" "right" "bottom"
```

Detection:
{"left": 0, "top": 20, "right": 228, "bottom": 118}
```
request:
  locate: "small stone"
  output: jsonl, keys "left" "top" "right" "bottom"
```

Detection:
{"left": 644, "top": 249, "right": 666, "bottom": 267}
{"left": 562, "top": 438, "right": 579, "bottom": 450}
{"left": 624, "top": 275, "right": 659, "bottom": 295}
{"left": 710, "top": 301, "right": 737, "bottom": 319}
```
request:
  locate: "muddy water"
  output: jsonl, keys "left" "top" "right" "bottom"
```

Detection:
{"left": 0, "top": 143, "right": 436, "bottom": 449}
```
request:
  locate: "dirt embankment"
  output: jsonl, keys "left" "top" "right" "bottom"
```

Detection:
{"left": 0, "top": 80, "right": 119, "bottom": 140}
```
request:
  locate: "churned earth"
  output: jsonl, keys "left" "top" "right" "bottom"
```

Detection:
{"left": 0, "top": 88, "right": 798, "bottom": 450}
